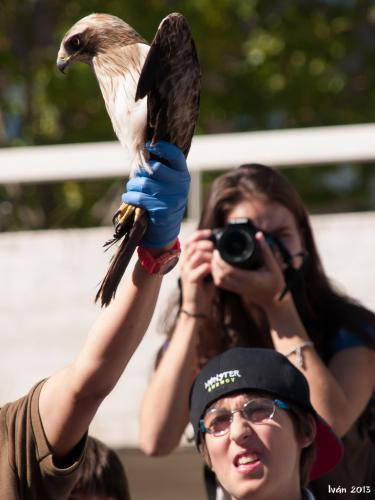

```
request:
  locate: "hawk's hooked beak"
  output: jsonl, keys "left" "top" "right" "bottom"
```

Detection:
{"left": 56, "top": 53, "right": 71, "bottom": 74}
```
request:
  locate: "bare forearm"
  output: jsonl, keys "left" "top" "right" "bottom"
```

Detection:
{"left": 73, "top": 262, "right": 162, "bottom": 396}
{"left": 72, "top": 242, "right": 177, "bottom": 399}
{"left": 139, "top": 313, "right": 200, "bottom": 455}
{"left": 266, "top": 295, "right": 364, "bottom": 436}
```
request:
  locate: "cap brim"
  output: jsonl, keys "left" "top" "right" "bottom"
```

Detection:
{"left": 309, "top": 415, "right": 343, "bottom": 480}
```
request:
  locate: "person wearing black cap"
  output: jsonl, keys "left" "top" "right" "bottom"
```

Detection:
{"left": 189, "top": 347, "right": 343, "bottom": 500}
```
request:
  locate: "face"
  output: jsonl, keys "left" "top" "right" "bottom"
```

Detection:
{"left": 202, "top": 393, "right": 306, "bottom": 500}
{"left": 227, "top": 199, "right": 304, "bottom": 270}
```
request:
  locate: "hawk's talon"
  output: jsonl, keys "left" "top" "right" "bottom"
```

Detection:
{"left": 134, "top": 207, "right": 144, "bottom": 222}
{"left": 112, "top": 203, "right": 127, "bottom": 226}
{"left": 119, "top": 205, "right": 135, "bottom": 225}
{"left": 112, "top": 203, "right": 136, "bottom": 229}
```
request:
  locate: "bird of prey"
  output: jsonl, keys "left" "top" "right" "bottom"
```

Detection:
{"left": 57, "top": 12, "right": 201, "bottom": 306}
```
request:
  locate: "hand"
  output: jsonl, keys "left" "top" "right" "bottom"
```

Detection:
{"left": 180, "top": 229, "right": 216, "bottom": 315}
{"left": 122, "top": 141, "right": 190, "bottom": 248}
{"left": 211, "top": 232, "right": 286, "bottom": 310}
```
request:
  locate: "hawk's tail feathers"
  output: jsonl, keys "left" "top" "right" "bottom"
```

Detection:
{"left": 95, "top": 209, "right": 149, "bottom": 307}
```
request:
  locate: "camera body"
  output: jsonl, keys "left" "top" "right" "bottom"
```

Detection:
{"left": 209, "top": 218, "right": 264, "bottom": 270}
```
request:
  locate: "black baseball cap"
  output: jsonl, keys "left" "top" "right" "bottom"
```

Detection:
{"left": 189, "top": 347, "right": 343, "bottom": 481}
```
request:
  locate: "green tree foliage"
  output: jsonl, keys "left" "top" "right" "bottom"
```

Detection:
{"left": 1, "top": 0, "right": 375, "bottom": 229}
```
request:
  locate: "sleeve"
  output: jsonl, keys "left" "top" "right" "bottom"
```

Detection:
{"left": 4, "top": 380, "right": 87, "bottom": 500}
{"left": 330, "top": 326, "right": 374, "bottom": 354}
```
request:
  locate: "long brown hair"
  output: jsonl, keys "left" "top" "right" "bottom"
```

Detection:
{"left": 159, "top": 164, "right": 374, "bottom": 368}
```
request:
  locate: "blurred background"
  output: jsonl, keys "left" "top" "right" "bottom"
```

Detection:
{"left": 1, "top": 1, "right": 375, "bottom": 498}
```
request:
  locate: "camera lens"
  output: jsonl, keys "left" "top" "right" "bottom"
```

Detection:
{"left": 218, "top": 227, "right": 256, "bottom": 266}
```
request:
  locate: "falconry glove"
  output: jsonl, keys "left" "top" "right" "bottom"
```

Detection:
{"left": 123, "top": 141, "right": 190, "bottom": 248}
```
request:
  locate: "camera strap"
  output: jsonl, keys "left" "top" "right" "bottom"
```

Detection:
{"left": 265, "top": 233, "right": 309, "bottom": 301}
{"left": 279, "top": 250, "right": 309, "bottom": 301}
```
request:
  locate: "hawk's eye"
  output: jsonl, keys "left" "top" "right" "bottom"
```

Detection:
{"left": 69, "top": 36, "right": 81, "bottom": 51}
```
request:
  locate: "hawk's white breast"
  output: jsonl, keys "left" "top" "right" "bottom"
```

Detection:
{"left": 93, "top": 42, "right": 149, "bottom": 175}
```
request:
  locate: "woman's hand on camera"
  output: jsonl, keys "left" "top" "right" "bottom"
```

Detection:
{"left": 211, "top": 232, "right": 286, "bottom": 310}
{"left": 180, "top": 229, "right": 215, "bottom": 315}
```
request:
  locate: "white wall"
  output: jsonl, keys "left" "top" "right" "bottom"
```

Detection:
{"left": 0, "top": 212, "right": 374, "bottom": 447}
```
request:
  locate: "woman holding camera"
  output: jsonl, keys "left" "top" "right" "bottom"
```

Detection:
{"left": 139, "top": 164, "right": 375, "bottom": 498}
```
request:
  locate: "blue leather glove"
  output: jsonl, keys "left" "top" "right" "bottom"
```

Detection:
{"left": 122, "top": 141, "right": 190, "bottom": 248}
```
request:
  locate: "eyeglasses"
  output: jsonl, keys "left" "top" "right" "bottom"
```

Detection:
{"left": 199, "top": 397, "right": 289, "bottom": 437}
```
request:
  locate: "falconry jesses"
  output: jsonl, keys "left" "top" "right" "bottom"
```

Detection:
{"left": 57, "top": 12, "right": 201, "bottom": 306}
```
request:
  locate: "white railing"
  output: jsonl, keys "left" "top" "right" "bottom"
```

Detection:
{"left": 1, "top": 123, "right": 375, "bottom": 219}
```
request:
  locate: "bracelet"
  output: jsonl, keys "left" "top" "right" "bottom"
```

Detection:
{"left": 179, "top": 308, "right": 207, "bottom": 319}
{"left": 284, "top": 341, "right": 314, "bottom": 369}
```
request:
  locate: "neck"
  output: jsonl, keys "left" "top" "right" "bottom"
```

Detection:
{"left": 92, "top": 45, "right": 146, "bottom": 115}
{"left": 91, "top": 44, "right": 148, "bottom": 169}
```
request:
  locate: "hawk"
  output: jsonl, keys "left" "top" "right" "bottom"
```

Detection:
{"left": 57, "top": 12, "right": 201, "bottom": 305}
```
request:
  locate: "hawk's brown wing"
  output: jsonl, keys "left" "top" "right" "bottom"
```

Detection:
{"left": 135, "top": 12, "right": 201, "bottom": 157}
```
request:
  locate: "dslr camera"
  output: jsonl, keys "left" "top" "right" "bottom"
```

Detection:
{"left": 209, "top": 218, "right": 277, "bottom": 270}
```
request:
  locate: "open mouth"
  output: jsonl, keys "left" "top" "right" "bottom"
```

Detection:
{"left": 234, "top": 451, "right": 262, "bottom": 473}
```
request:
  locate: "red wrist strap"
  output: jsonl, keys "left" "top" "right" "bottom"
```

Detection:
{"left": 137, "top": 239, "right": 181, "bottom": 275}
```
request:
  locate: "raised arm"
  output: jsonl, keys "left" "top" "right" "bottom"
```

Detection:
{"left": 139, "top": 229, "right": 215, "bottom": 455}
{"left": 39, "top": 141, "right": 190, "bottom": 462}
{"left": 39, "top": 260, "right": 164, "bottom": 462}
